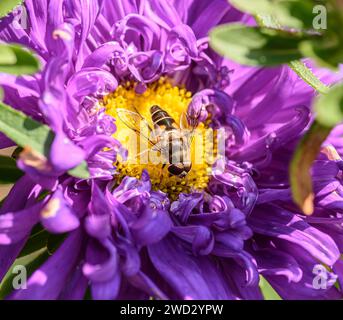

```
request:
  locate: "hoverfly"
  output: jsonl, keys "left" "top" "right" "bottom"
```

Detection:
{"left": 116, "top": 105, "right": 201, "bottom": 178}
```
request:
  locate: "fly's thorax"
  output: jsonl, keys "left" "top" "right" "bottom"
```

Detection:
{"left": 150, "top": 105, "right": 177, "bottom": 130}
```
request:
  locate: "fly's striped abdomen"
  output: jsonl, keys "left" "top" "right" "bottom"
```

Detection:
{"left": 150, "top": 105, "right": 176, "bottom": 130}
{"left": 166, "top": 133, "right": 192, "bottom": 178}
{"left": 167, "top": 133, "right": 184, "bottom": 164}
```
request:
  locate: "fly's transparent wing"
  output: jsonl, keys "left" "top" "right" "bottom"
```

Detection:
{"left": 179, "top": 112, "right": 189, "bottom": 131}
{"left": 116, "top": 108, "right": 168, "bottom": 156}
{"left": 179, "top": 111, "right": 201, "bottom": 148}
{"left": 116, "top": 108, "right": 155, "bottom": 146}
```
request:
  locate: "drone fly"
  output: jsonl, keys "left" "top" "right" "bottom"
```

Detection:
{"left": 117, "top": 105, "right": 201, "bottom": 178}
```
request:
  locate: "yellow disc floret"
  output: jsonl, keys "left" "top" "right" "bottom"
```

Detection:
{"left": 103, "top": 78, "right": 213, "bottom": 200}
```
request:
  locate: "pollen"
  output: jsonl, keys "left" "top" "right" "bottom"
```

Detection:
{"left": 103, "top": 78, "right": 214, "bottom": 200}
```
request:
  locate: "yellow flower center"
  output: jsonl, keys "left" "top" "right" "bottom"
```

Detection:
{"left": 103, "top": 78, "right": 214, "bottom": 200}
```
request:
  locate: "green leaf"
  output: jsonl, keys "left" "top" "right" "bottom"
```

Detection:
{"left": 18, "top": 224, "right": 48, "bottom": 258}
{"left": 0, "top": 44, "right": 40, "bottom": 75}
{"left": 210, "top": 23, "right": 306, "bottom": 66}
{"left": 230, "top": 0, "right": 319, "bottom": 29}
{"left": 251, "top": 1, "right": 343, "bottom": 69}
{"left": 289, "top": 61, "right": 330, "bottom": 94}
{"left": 0, "top": 248, "right": 49, "bottom": 299}
{"left": 17, "top": 224, "right": 67, "bottom": 258}
{"left": 0, "top": 223, "right": 68, "bottom": 299}
{"left": 314, "top": 83, "right": 343, "bottom": 127}
{"left": 0, "top": 45, "right": 17, "bottom": 65}
{"left": 259, "top": 276, "right": 282, "bottom": 300}
{"left": 68, "top": 160, "right": 90, "bottom": 179}
{"left": 0, "top": 102, "right": 90, "bottom": 179}
{"left": 84, "top": 287, "right": 92, "bottom": 300}
{"left": 228, "top": 1, "right": 343, "bottom": 68}
{"left": 47, "top": 233, "right": 68, "bottom": 255}
{"left": 290, "top": 121, "right": 332, "bottom": 215}
{"left": 256, "top": 14, "right": 330, "bottom": 94}
{"left": 0, "top": 0, "right": 23, "bottom": 18}
{"left": 0, "top": 155, "right": 23, "bottom": 184}
{"left": 0, "top": 196, "right": 7, "bottom": 208}
{"left": 0, "top": 101, "right": 54, "bottom": 157}
{"left": 299, "top": 37, "right": 343, "bottom": 70}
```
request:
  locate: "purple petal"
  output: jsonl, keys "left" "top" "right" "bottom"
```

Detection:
{"left": 83, "top": 239, "right": 119, "bottom": 283}
{"left": 67, "top": 67, "right": 118, "bottom": 100}
{"left": 172, "top": 225, "right": 214, "bottom": 255}
{"left": 11, "top": 230, "right": 83, "bottom": 300}
{"left": 0, "top": 203, "right": 41, "bottom": 245}
{"left": 83, "top": 239, "right": 121, "bottom": 300}
{"left": 131, "top": 206, "right": 172, "bottom": 246}
{"left": 250, "top": 205, "right": 340, "bottom": 266}
{"left": 148, "top": 235, "right": 235, "bottom": 299}
{"left": 40, "top": 188, "right": 80, "bottom": 234}
{"left": 58, "top": 262, "right": 88, "bottom": 300}
{"left": 49, "top": 132, "right": 86, "bottom": 172}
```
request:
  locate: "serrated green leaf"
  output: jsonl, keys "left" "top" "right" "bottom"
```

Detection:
{"left": 0, "top": 0, "right": 23, "bottom": 19}
{"left": 288, "top": 60, "right": 330, "bottom": 94}
{"left": 290, "top": 121, "right": 332, "bottom": 215}
{"left": 314, "top": 83, "right": 343, "bottom": 127}
{"left": 259, "top": 276, "right": 282, "bottom": 300}
{"left": 210, "top": 23, "right": 307, "bottom": 66}
{"left": 0, "top": 44, "right": 40, "bottom": 75}
{"left": 0, "top": 155, "right": 23, "bottom": 184}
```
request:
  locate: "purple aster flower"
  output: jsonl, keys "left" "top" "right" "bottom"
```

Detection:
{"left": 0, "top": 0, "right": 342, "bottom": 300}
